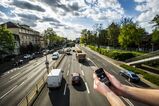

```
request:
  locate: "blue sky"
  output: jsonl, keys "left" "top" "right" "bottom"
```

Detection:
{"left": 0, "top": 0, "right": 159, "bottom": 40}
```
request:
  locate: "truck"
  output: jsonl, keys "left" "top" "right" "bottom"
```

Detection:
{"left": 75, "top": 49, "right": 82, "bottom": 56}
{"left": 76, "top": 53, "right": 86, "bottom": 62}
{"left": 47, "top": 69, "right": 63, "bottom": 88}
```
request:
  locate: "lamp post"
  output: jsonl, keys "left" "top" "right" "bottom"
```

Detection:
{"left": 45, "top": 39, "right": 49, "bottom": 74}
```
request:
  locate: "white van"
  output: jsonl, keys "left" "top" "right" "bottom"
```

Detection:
{"left": 47, "top": 69, "right": 63, "bottom": 88}
{"left": 52, "top": 52, "right": 59, "bottom": 60}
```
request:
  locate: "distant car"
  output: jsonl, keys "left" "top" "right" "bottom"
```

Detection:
{"left": 119, "top": 71, "right": 140, "bottom": 82}
{"left": 71, "top": 73, "right": 81, "bottom": 85}
{"left": 23, "top": 54, "right": 31, "bottom": 59}
{"left": 52, "top": 52, "right": 59, "bottom": 60}
{"left": 13, "top": 59, "right": 24, "bottom": 67}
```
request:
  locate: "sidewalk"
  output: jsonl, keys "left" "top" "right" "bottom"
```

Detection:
{"left": 81, "top": 45, "right": 159, "bottom": 88}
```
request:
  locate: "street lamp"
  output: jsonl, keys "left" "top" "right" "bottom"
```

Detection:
{"left": 45, "top": 40, "right": 49, "bottom": 74}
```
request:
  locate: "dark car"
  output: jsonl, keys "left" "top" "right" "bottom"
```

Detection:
{"left": 13, "top": 59, "right": 24, "bottom": 67}
{"left": 71, "top": 73, "right": 81, "bottom": 85}
{"left": 119, "top": 71, "right": 140, "bottom": 82}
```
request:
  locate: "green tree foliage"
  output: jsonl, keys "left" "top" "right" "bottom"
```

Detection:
{"left": 107, "top": 22, "right": 120, "bottom": 47}
{"left": 152, "top": 29, "right": 159, "bottom": 43}
{"left": 118, "top": 23, "right": 145, "bottom": 49}
{"left": 152, "top": 14, "right": 159, "bottom": 28}
{"left": 44, "top": 28, "right": 64, "bottom": 48}
{"left": 0, "top": 26, "right": 15, "bottom": 54}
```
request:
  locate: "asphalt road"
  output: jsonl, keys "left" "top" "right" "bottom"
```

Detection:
{"left": 0, "top": 54, "right": 57, "bottom": 106}
{"left": 33, "top": 46, "right": 150, "bottom": 106}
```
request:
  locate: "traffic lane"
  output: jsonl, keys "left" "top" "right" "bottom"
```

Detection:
{"left": 0, "top": 54, "right": 52, "bottom": 85}
{"left": 68, "top": 52, "right": 91, "bottom": 106}
{"left": 0, "top": 63, "right": 48, "bottom": 106}
{"left": 0, "top": 55, "right": 56, "bottom": 105}
{"left": 0, "top": 54, "right": 54, "bottom": 97}
{"left": 33, "top": 55, "right": 70, "bottom": 106}
{"left": 79, "top": 59, "right": 110, "bottom": 106}
{"left": 80, "top": 47, "right": 148, "bottom": 106}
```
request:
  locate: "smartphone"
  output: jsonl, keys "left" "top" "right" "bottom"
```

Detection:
{"left": 95, "top": 68, "right": 111, "bottom": 86}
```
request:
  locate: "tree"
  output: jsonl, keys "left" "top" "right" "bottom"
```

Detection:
{"left": 0, "top": 26, "right": 15, "bottom": 55}
{"left": 152, "top": 14, "right": 159, "bottom": 28}
{"left": 118, "top": 23, "right": 145, "bottom": 49}
{"left": 107, "top": 22, "right": 120, "bottom": 47}
{"left": 152, "top": 29, "right": 159, "bottom": 44}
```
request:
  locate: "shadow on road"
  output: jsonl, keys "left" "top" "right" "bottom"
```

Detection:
{"left": 48, "top": 78, "right": 70, "bottom": 106}
{"left": 73, "top": 77, "right": 86, "bottom": 92}
{"left": 80, "top": 59, "right": 95, "bottom": 67}
{"left": 133, "top": 81, "right": 150, "bottom": 88}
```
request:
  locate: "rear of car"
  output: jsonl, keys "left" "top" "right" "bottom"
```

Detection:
{"left": 71, "top": 73, "right": 81, "bottom": 85}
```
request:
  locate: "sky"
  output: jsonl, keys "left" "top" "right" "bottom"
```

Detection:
{"left": 0, "top": 0, "right": 159, "bottom": 40}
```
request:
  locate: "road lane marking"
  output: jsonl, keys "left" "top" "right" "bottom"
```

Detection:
{"left": 67, "top": 70, "right": 70, "bottom": 76}
{"left": 122, "top": 97, "right": 134, "bottom": 106}
{"left": 80, "top": 64, "right": 81, "bottom": 68}
{"left": 18, "top": 81, "right": 25, "bottom": 86}
{"left": 85, "top": 82, "right": 90, "bottom": 94}
{"left": 125, "top": 80, "right": 134, "bottom": 86}
{"left": 63, "top": 83, "right": 67, "bottom": 95}
{"left": 0, "top": 85, "right": 17, "bottom": 100}
{"left": 81, "top": 70, "right": 84, "bottom": 76}
{"left": 10, "top": 72, "right": 20, "bottom": 79}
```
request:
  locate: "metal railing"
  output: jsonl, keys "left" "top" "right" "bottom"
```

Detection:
{"left": 126, "top": 50, "right": 159, "bottom": 62}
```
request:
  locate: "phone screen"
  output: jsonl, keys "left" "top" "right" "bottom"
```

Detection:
{"left": 95, "top": 68, "right": 110, "bottom": 84}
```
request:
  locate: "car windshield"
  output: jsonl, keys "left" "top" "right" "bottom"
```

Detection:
{"left": 131, "top": 74, "right": 138, "bottom": 77}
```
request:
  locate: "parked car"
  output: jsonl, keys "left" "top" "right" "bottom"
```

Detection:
{"left": 13, "top": 59, "right": 24, "bottom": 67}
{"left": 71, "top": 73, "right": 81, "bottom": 85}
{"left": 52, "top": 52, "right": 59, "bottom": 60}
{"left": 23, "top": 54, "right": 31, "bottom": 60}
{"left": 47, "top": 69, "right": 63, "bottom": 88}
{"left": 119, "top": 71, "right": 140, "bottom": 82}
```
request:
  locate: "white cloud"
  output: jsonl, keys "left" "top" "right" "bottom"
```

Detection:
{"left": 135, "top": 0, "right": 159, "bottom": 33}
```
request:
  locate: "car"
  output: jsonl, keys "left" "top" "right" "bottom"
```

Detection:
{"left": 52, "top": 52, "right": 59, "bottom": 60}
{"left": 71, "top": 73, "right": 81, "bottom": 85}
{"left": 119, "top": 71, "right": 140, "bottom": 82}
{"left": 23, "top": 54, "right": 31, "bottom": 59}
{"left": 13, "top": 59, "right": 24, "bottom": 67}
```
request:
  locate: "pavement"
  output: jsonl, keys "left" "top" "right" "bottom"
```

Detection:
{"left": 33, "top": 46, "right": 150, "bottom": 106}
{"left": 0, "top": 54, "right": 59, "bottom": 106}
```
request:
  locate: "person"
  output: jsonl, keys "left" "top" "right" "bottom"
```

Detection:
{"left": 93, "top": 70, "right": 159, "bottom": 106}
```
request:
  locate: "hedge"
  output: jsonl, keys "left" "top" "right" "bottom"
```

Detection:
{"left": 88, "top": 45, "right": 142, "bottom": 61}
{"left": 120, "top": 64, "right": 159, "bottom": 86}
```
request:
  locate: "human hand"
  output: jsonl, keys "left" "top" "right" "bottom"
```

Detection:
{"left": 93, "top": 70, "right": 124, "bottom": 96}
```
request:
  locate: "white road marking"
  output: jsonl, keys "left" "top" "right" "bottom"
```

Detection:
{"left": 19, "top": 81, "right": 25, "bottom": 86}
{"left": 10, "top": 72, "right": 20, "bottom": 79}
{"left": 80, "top": 64, "right": 81, "bottom": 68}
{"left": 67, "top": 70, "right": 70, "bottom": 76}
{"left": 0, "top": 85, "right": 17, "bottom": 99}
{"left": 125, "top": 80, "right": 134, "bottom": 86}
{"left": 122, "top": 97, "right": 134, "bottom": 106}
{"left": 68, "top": 64, "right": 70, "bottom": 68}
{"left": 81, "top": 70, "right": 84, "bottom": 76}
{"left": 85, "top": 82, "right": 90, "bottom": 94}
{"left": 63, "top": 83, "right": 67, "bottom": 95}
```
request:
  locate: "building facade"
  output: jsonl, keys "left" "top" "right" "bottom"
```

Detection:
{"left": 1, "top": 21, "right": 44, "bottom": 55}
